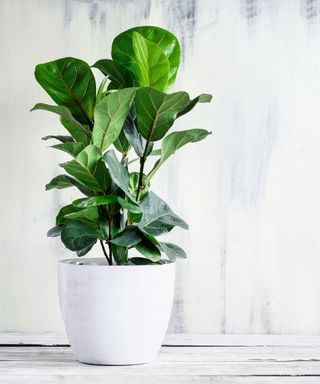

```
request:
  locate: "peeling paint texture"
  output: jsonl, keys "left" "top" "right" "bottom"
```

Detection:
{"left": 0, "top": 0, "right": 320, "bottom": 334}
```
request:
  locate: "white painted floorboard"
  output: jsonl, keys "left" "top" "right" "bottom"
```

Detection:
{"left": 1, "top": 334, "right": 320, "bottom": 383}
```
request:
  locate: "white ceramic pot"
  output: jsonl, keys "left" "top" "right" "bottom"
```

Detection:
{"left": 58, "top": 258, "right": 176, "bottom": 365}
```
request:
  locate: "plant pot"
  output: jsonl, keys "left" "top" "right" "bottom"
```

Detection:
{"left": 58, "top": 258, "right": 176, "bottom": 365}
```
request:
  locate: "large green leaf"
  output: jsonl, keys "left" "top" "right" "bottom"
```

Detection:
{"left": 112, "top": 244, "right": 127, "bottom": 265}
{"left": 161, "top": 129, "right": 211, "bottom": 163}
{"left": 56, "top": 204, "right": 82, "bottom": 225}
{"left": 102, "top": 150, "right": 135, "bottom": 201}
{"left": 135, "top": 87, "right": 189, "bottom": 143}
{"left": 92, "top": 59, "right": 133, "bottom": 88}
{"left": 64, "top": 207, "right": 99, "bottom": 224}
{"left": 73, "top": 195, "right": 118, "bottom": 208}
{"left": 112, "top": 26, "right": 180, "bottom": 90}
{"left": 61, "top": 220, "right": 100, "bottom": 252}
{"left": 177, "top": 94, "right": 212, "bottom": 118}
{"left": 129, "top": 257, "right": 163, "bottom": 265}
{"left": 76, "top": 244, "right": 95, "bottom": 256}
{"left": 61, "top": 145, "right": 110, "bottom": 192}
{"left": 117, "top": 197, "right": 142, "bottom": 214}
{"left": 56, "top": 204, "right": 98, "bottom": 226}
{"left": 159, "top": 242, "right": 186, "bottom": 260}
{"left": 139, "top": 192, "right": 188, "bottom": 236}
{"left": 51, "top": 142, "right": 86, "bottom": 158}
{"left": 113, "top": 129, "right": 130, "bottom": 154}
{"left": 146, "top": 129, "right": 211, "bottom": 182}
{"left": 123, "top": 104, "right": 153, "bottom": 157}
{"left": 35, "top": 57, "right": 96, "bottom": 124}
{"left": 45, "top": 174, "right": 92, "bottom": 196}
{"left": 131, "top": 32, "right": 170, "bottom": 91}
{"left": 31, "top": 103, "right": 90, "bottom": 144}
{"left": 135, "top": 234, "right": 161, "bottom": 262}
{"left": 110, "top": 225, "right": 142, "bottom": 247}
{"left": 92, "top": 88, "right": 137, "bottom": 152}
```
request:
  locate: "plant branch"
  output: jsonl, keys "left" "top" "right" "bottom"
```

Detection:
{"left": 136, "top": 156, "right": 146, "bottom": 202}
{"left": 107, "top": 205, "right": 113, "bottom": 265}
{"left": 99, "top": 239, "right": 111, "bottom": 265}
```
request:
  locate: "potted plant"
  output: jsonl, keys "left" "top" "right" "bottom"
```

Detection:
{"left": 32, "top": 25, "right": 212, "bottom": 365}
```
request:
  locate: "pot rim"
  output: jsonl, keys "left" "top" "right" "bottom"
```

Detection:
{"left": 58, "top": 257, "right": 176, "bottom": 267}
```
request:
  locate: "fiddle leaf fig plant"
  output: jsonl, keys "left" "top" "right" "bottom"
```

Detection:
{"left": 32, "top": 25, "right": 212, "bottom": 265}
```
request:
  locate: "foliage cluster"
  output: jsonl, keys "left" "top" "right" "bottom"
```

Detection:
{"left": 32, "top": 26, "right": 212, "bottom": 265}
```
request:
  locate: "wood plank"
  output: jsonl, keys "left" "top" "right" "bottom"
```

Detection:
{"left": 2, "top": 346, "right": 320, "bottom": 362}
{"left": 1, "top": 346, "right": 320, "bottom": 376}
{"left": 1, "top": 376, "right": 320, "bottom": 384}
{"left": 0, "top": 360, "right": 320, "bottom": 376}
{"left": 164, "top": 334, "right": 320, "bottom": 347}
{"left": 1, "top": 335, "right": 320, "bottom": 382}
{"left": 2, "top": 333, "right": 320, "bottom": 347}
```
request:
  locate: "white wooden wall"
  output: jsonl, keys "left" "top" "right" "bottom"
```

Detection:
{"left": 1, "top": 0, "right": 320, "bottom": 334}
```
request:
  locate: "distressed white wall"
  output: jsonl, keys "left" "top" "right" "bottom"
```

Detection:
{"left": 1, "top": 0, "right": 320, "bottom": 334}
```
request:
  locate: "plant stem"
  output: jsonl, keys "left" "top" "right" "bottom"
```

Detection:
{"left": 121, "top": 152, "right": 128, "bottom": 164}
{"left": 136, "top": 156, "right": 146, "bottom": 202}
{"left": 107, "top": 205, "right": 113, "bottom": 265}
{"left": 125, "top": 247, "right": 129, "bottom": 265}
{"left": 99, "top": 239, "right": 111, "bottom": 265}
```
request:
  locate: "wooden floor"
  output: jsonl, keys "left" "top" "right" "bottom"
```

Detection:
{"left": 1, "top": 334, "right": 320, "bottom": 383}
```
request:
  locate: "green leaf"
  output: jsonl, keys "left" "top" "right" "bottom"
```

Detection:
{"left": 61, "top": 145, "right": 110, "bottom": 192}
{"left": 64, "top": 207, "right": 99, "bottom": 224}
{"left": 131, "top": 31, "right": 170, "bottom": 91}
{"left": 73, "top": 195, "right": 118, "bottom": 208}
{"left": 139, "top": 192, "right": 188, "bottom": 236}
{"left": 31, "top": 103, "right": 90, "bottom": 144}
{"left": 146, "top": 129, "right": 211, "bottom": 182}
{"left": 129, "top": 257, "right": 162, "bottom": 265}
{"left": 159, "top": 242, "right": 186, "bottom": 260}
{"left": 128, "top": 172, "right": 149, "bottom": 200}
{"left": 113, "top": 129, "right": 130, "bottom": 154}
{"left": 122, "top": 104, "right": 154, "bottom": 158}
{"left": 161, "top": 129, "right": 211, "bottom": 163}
{"left": 92, "top": 88, "right": 137, "bottom": 152}
{"left": 177, "top": 93, "right": 213, "bottom": 118}
{"left": 56, "top": 204, "right": 81, "bottom": 225}
{"left": 34, "top": 57, "right": 96, "bottom": 124}
{"left": 150, "top": 148, "right": 161, "bottom": 156}
{"left": 45, "top": 174, "right": 92, "bottom": 196}
{"left": 96, "top": 76, "right": 108, "bottom": 104}
{"left": 47, "top": 226, "right": 61, "bottom": 237}
{"left": 51, "top": 142, "right": 86, "bottom": 158}
{"left": 135, "top": 235, "right": 161, "bottom": 261}
{"left": 61, "top": 220, "right": 100, "bottom": 252}
{"left": 135, "top": 87, "right": 189, "bottom": 142}
{"left": 56, "top": 204, "right": 98, "bottom": 226}
{"left": 102, "top": 150, "right": 135, "bottom": 201}
{"left": 110, "top": 225, "right": 143, "bottom": 247}
{"left": 112, "top": 26, "right": 180, "bottom": 90}
{"left": 76, "top": 244, "right": 95, "bottom": 256}
{"left": 92, "top": 59, "right": 133, "bottom": 88}
{"left": 42, "top": 135, "right": 74, "bottom": 143}
{"left": 122, "top": 104, "right": 146, "bottom": 157}
{"left": 117, "top": 197, "right": 142, "bottom": 214}
{"left": 73, "top": 194, "right": 141, "bottom": 214}
{"left": 112, "top": 244, "right": 127, "bottom": 265}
